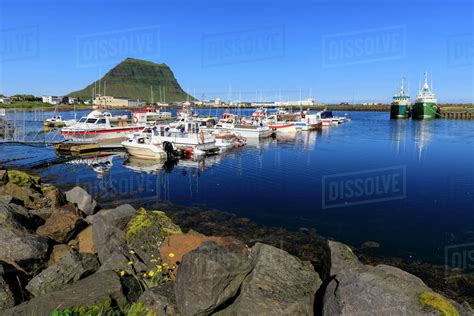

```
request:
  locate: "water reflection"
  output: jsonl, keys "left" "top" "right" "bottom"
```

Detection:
{"left": 65, "top": 153, "right": 123, "bottom": 178}
{"left": 413, "top": 121, "right": 434, "bottom": 161}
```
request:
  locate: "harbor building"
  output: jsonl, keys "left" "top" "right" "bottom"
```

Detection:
{"left": 94, "top": 96, "right": 145, "bottom": 107}
{"left": 42, "top": 96, "right": 62, "bottom": 105}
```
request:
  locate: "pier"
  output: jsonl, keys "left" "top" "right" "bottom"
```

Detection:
{"left": 438, "top": 108, "right": 474, "bottom": 120}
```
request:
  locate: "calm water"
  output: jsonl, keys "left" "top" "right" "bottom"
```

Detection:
{"left": 1, "top": 109, "right": 473, "bottom": 264}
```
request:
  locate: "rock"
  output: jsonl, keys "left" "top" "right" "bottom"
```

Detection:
{"left": 125, "top": 209, "right": 181, "bottom": 269}
{"left": 78, "top": 225, "right": 96, "bottom": 254}
{"left": 0, "top": 202, "right": 49, "bottom": 268}
{"left": 0, "top": 169, "right": 8, "bottom": 185}
{"left": 225, "top": 243, "right": 321, "bottom": 315}
{"left": 0, "top": 195, "right": 12, "bottom": 204}
{"left": 0, "top": 265, "right": 15, "bottom": 311}
{"left": 40, "top": 186, "right": 67, "bottom": 210}
{"left": 48, "top": 244, "right": 70, "bottom": 266}
{"left": 361, "top": 240, "right": 380, "bottom": 249}
{"left": 138, "top": 284, "right": 180, "bottom": 316}
{"left": 160, "top": 231, "right": 248, "bottom": 273}
{"left": 98, "top": 251, "right": 130, "bottom": 273}
{"left": 323, "top": 264, "right": 468, "bottom": 316}
{"left": 6, "top": 170, "right": 40, "bottom": 188}
{"left": 3, "top": 270, "right": 127, "bottom": 315}
{"left": 325, "top": 240, "right": 362, "bottom": 278}
{"left": 175, "top": 241, "right": 252, "bottom": 315}
{"left": 65, "top": 186, "right": 97, "bottom": 216}
{"left": 0, "top": 182, "right": 36, "bottom": 208}
{"left": 26, "top": 250, "right": 99, "bottom": 297}
{"left": 37, "top": 211, "right": 84, "bottom": 243}
{"left": 93, "top": 204, "right": 135, "bottom": 264}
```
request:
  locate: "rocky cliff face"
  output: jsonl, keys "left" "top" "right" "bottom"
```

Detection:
{"left": 0, "top": 169, "right": 471, "bottom": 316}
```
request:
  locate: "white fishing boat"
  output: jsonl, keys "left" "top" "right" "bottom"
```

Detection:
{"left": 131, "top": 107, "right": 172, "bottom": 124}
{"left": 215, "top": 113, "right": 272, "bottom": 138}
{"left": 211, "top": 129, "right": 246, "bottom": 151}
{"left": 61, "top": 110, "right": 145, "bottom": 142}
{"left": 263, "top": 114, "right": 298, "bottom": 133}
{"left": 122, "top": 120, "right": 219, "bottom": 159}
{"left": 44, "top": 114, "right": 76, "bottom": 128}
{"left": 294, "top": 113, "right": 322, "bottom": 131}
{"left": 318, "top": 110, "right": 334, "bottom": 126}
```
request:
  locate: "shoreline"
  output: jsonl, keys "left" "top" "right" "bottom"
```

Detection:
{"left": 0, "top": 168, "right": 472, "bottom": 314}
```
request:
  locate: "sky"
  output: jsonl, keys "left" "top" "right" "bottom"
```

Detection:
{"left": 0, "top": 0, "right": 473, "bottom": 103}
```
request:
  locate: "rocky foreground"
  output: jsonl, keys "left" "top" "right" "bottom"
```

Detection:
{"left": 0, "top": 169, "right": 472, "bottom": 315}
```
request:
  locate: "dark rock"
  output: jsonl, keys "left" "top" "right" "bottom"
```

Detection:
{"left": 92, "top": 205, "right": 135, "bottom": 264}
{"left": 0, "top": 201, "right": 49, "bottom": 268}
{"left": 225, "top": 243, "right": 321, "bottom": 315}
{"left": 3, "top": 270, "right": 127, "bottom": 315}
{"left": 126, "top": 209, "right": 182, "bottom": 270}
{"left": 0, "top": 265, "right": 15, "bottom": 311}
{"left": 138, "top": 284, "right": 180, "bottom": 316}
{"left": 41, "top": 186, "right": 67, "bottom": 210}
{"left": 36, "top": 211, "right": 84, "bottom": 243}
{"left": 65, "top": 186, "right": 97, "bottom": 216}
{"left": 26, "top": 250, "right": 99, "bottom": 297}
{"left": 323, "top": 264, "right": 468, "bottom": 316}
{"left": 175, "top": 241, "right": 252, "bottom": 315}
{"left": 98, "top": 251, "right": 130, "bottom": 273}
{"left": 0, "top": 182, "right": 37, "bottom": 208}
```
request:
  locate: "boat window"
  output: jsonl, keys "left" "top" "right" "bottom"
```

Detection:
{"left": 86, "top": 118, "right": 97, "bottom": 124}
{"left": 79, "top": 118, "right": 87, "bottom": 123}
{"left": 97, "top": 118, "right": 106, "bottom": 124}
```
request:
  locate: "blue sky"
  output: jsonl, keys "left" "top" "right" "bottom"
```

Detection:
{"left": 0, "top": 0, "right": 472, "bottom": 103}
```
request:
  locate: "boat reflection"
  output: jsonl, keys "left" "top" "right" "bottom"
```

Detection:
{"left": 389, "top": 120, "right": 409, "bottom": 154}
{"left": 65, "top": 152, "right": 124, "bottom": 178}
{"left": 413, "top": 121, "right": 434, "bottom": 161}
{"left": 123, "top": 155, "right": 222, "bottom": 175}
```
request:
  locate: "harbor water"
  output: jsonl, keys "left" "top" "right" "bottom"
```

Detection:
{"left": 0, "top": 109, "right": 473, "bottom": 265}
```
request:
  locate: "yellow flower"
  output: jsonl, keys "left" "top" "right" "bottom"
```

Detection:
{"left": 128, "top": 261, "right": 134, "bottom": 265}
{"left": 129, "top": 250, "right": 135, "bottom": 255}
{"left": 168, "top": 253, "right": 175, "bottom": 258}
{"left": 150, "top": 259, "right": 158, "bottom": 263}
{"left": 143, "top": 273, "right": 148, "bottom": 278}
{"left": 163, "top": 262, "right": 169, "bottom": 267}
{"left": 119, "top": 271, "right": 125, "bottom": 277}
{"left": 148, "top": 271, "right": 155, "bottom": 277}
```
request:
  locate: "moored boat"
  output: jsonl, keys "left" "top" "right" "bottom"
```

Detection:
{"left": 390, "top": 78, "right": 411, "bottom": 119}
{"left": 412, "top": 72, "right": 438, "bottom": 120}
{"left": 44, "top": 114, "right": 76, "bottom": 128}
{"left": 61, "top": 110, "right": 145, "bottom": 142}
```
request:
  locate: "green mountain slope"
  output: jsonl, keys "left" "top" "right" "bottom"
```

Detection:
{"left": 68, "top": 58, "right": 193, "bottom": 102}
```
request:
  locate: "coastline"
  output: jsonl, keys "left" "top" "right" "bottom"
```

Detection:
{"left": 0, "top": 169, "right": 472, "bottom": 315}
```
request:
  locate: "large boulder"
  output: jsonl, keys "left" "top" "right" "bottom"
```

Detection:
{"left": 48, "top": 244, "right": 70, "bottom": 266}
{"left": 36, "top": 211, "right": 84, "bottom": 243}
{"left": 0, "top": 169, "right": 8, "bottom": 185}
{"left": 3, "top": 270, "right": 127, "bottom": 315}
{"left": 26, "top": 250, "right": 99, "bottom": 297}
{"left": 138, "top": 283, "right": 180, "bottom": 316}
{"left": 93, "top": 204, "right": 136, "bottom": 264}
{"left": 125, "top": 209, "right": 181, "bottom": 268}
{"left": 323, "top": 264, "right": 468, "bottom": 316}
{"left": 0, "top": 202, "right": 49, "bottom": 268}
{"left": 65, "top": 186, "right": 97, "bottom": 216}
{"left": 323, "top": 240, "right": 362, "bottom": 279}
{"left": 0, "top": 265, "right": 15, "bottom": 311}
{"left": 225, "top": 243, "right": 321, "bottom": 315}
{"left": 175, "top": 241, "right": 252, "bottom": 315}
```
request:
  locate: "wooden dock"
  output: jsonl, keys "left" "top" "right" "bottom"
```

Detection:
{"left": 54, "top": 137, "right": 126, "bottom": 154}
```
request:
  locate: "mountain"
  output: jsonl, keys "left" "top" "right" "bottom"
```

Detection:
{"left": 68, "top": 58, "right": 193, "bottom": 102}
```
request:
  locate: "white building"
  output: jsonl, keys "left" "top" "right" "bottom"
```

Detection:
{"left": 42, "top": 96, "right": 62, "bottom": 105}
{"left": 0, "top": 97, "right": 12, "bottom": 104}
{"left": 274, "top": 98, "right": 316, "bottom": 107}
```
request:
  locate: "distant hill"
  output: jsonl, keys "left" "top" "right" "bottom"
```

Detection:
{"left": 68, "top": 58, "right": 193, "bottom": 102}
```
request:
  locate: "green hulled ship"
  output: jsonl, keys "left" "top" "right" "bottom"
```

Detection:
{"left": 390, "top": 78, "right": 410, "bottom": 119}
{"left": 412, "top": 72, "right": 438, "bottom": 120}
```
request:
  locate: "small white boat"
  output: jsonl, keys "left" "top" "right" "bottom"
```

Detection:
{"left": 216, "top": 113, "right": 272, "bottom": 138}
{"left": 131, "top": 107, "right": 172, "bottom": 124}
{"left": 44, "top": 114, "right": 76, "bottom": 127}
{"left": 318, "top": 110, "right": 334, "bottom": 126}
{"left": 62, "top": 110, "right": 145, "bottom": 142}
{"left": 122, "top": 120, "right": 219, "bottom": 158}
{"left": 264, "top": 114, "right": 298, "bottom": 133}
{"left": 211, "top": 130, "right": 246, "bottom": 151}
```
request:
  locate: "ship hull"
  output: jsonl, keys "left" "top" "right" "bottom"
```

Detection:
{"left": 390, "top": 104, "right": 410, "bottom": 119}
{"left": 412, "top": 102, "right": 437, "bottom": 120}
